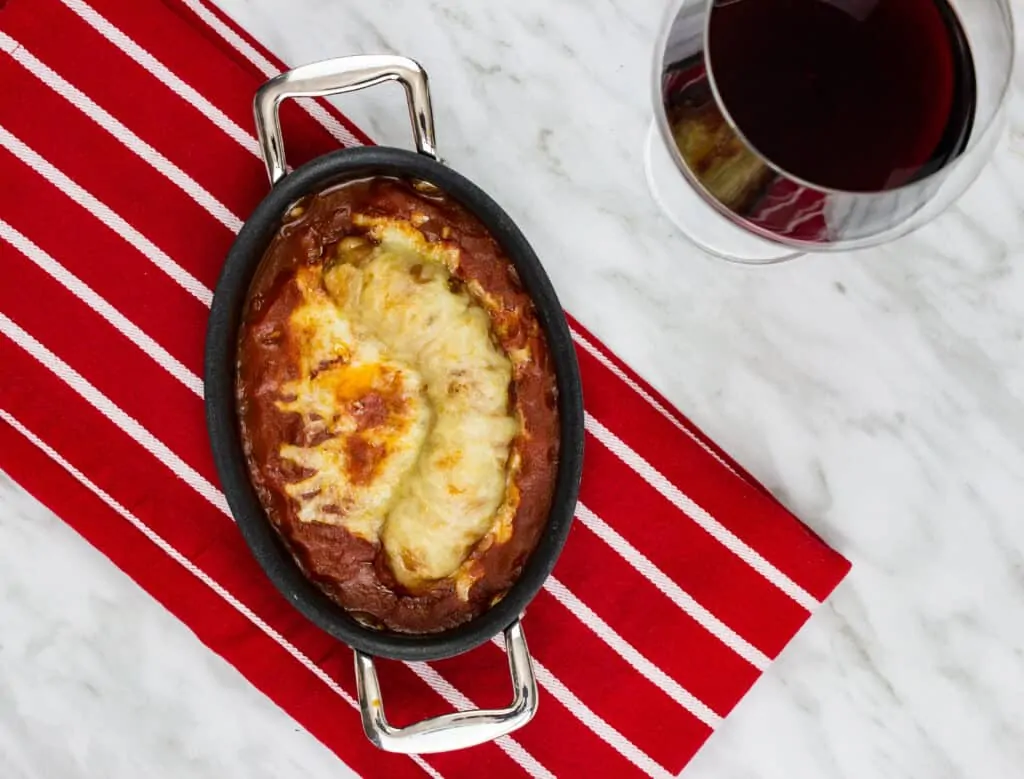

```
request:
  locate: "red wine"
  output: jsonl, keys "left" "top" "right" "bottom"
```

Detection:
{"left": 707, "top": 0, "right": 976, "bottom": 192}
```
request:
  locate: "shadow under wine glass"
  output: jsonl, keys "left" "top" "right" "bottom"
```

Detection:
{"left": 646, "top": 0, "right": 1015, "bottom": 264}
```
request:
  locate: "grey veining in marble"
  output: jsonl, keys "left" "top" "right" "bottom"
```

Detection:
{"left": 2, "top": 0, "right": 1024, "bottom": 776}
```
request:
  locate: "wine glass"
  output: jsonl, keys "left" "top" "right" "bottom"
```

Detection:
{"left": 646, "top": 0, "right": 1016, "bottom": 264}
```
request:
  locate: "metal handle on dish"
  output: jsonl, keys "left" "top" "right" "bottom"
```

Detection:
{"left": 354, "top": 619, "right": 538, "bottom": 754}
{"left": 253, "top": 54, "right": 438, "bottom": 184}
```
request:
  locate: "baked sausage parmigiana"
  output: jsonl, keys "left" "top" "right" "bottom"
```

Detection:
{"left": 237, "top": 177, "right": 559, "bottom": 634}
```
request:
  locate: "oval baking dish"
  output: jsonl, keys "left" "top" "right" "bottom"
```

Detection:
{"left": 204, "top": 55, "right": 584, "bottom": 753}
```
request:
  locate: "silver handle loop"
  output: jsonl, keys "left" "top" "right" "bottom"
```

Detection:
{"left": 253, "top": 54, "right": 438, "bottom": 185}
{"left": 355, "top": 619, "right": 539, "bottom": 754}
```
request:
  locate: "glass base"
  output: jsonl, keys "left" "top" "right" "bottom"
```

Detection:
{"left": 644, "top": 123, "right": 802, "bottom": 265}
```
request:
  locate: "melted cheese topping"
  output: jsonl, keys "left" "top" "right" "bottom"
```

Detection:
{"left": 276, "top": 269, "right": 431, "bottom": 541}
{"left": 276, "top": 220, "right": 518, "bottom": 590}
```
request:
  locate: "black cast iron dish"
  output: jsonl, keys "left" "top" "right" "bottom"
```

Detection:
{"left": 204, "top": 56, "right": 583, "bottom": 752}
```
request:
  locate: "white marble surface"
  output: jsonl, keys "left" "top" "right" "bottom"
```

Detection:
{"left": 3, "top": 0, "right": 1024, "bottom": 776}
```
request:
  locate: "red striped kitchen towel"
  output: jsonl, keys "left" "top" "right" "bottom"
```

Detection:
{"left": 0, "top": 0, "right": 851, "bottom": 776}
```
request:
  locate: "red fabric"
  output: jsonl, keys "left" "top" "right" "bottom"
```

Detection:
{"left": 0, "top": 1, "right": 851, "bottom": 776}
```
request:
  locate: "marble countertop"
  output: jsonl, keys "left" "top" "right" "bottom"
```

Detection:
{"left": 3, "top": 0, "right": 1024, "bottom": 776}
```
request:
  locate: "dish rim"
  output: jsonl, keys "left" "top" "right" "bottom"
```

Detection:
{"left": 204, "top": 145, "right": 584, "bottom": 662}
